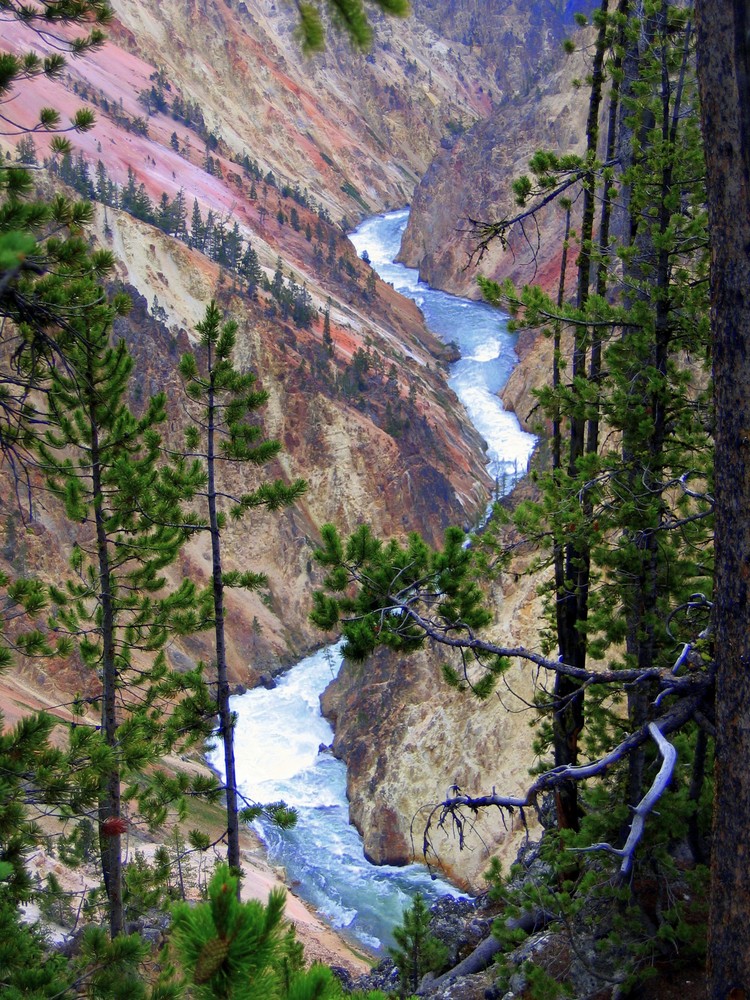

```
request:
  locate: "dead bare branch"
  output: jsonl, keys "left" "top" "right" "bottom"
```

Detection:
{"left": 571, "top": 723, "right": 678, "bottom": 876}
{"left": 419, "top": 687, "right": 707, "bottom": 876}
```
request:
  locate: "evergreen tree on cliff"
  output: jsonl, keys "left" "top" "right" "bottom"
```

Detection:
{"left": 177, "top": 300, "right": 306, "bottom": 877}
{"left": 37, "top": 283, "right": 212, "bottom": 937}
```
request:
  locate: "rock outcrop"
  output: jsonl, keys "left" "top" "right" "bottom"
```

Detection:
{"left": 320, "top": 551, "right": 545, "bottom": 891}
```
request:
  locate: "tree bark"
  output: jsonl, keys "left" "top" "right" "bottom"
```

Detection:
{"left": 695, "top": 1, "right": 750, "bottom": 996}
{"left": 552, "top": 0, "right": 611, "bottom": 832}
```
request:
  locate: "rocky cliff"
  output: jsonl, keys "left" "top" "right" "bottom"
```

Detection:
{"left": 320, "top": 547, "right": 545, "bottom": 890}
{"left": 411, "top": 0, "right": 591, "bottom": 100}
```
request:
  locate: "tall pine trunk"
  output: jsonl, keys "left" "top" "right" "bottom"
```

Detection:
{"left": 695, "top": 0, "right": 750, "bottom": 995}
{"left": 552, "top": 0, "right": 609, "bottom": 831}
{"left": 90, "top": 384, "right": 124, "bottom": 938}
{"left": 206, "top": 354, "right": 241, "bottom": 878}
{"left": 618, "top": 2, "right": 683, "bottom": 812}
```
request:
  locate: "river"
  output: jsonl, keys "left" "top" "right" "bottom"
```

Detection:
{"left": 209, "top": 210, "right": 535, "bottom": 953}
{"left": 350, "top": 209, "right": 536, "bottom": 492}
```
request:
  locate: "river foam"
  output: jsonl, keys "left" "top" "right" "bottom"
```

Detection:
{"left": 350, "top": 210, "right": 536, "bottom": 492}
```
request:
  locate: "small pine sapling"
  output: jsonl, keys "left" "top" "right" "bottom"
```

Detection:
{"left": 388, "top": 892, "right": 448, "bottom": 996}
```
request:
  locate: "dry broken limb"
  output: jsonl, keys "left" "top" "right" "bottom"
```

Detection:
{"left": 418, "top": 653, "right": 712, "bottom": 877}
{"left": 571, "top": 722, "right": 677, "bottom": 877}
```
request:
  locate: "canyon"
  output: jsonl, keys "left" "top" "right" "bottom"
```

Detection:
{"left": 2, "top": 0, "right": 592, "bottom": 903}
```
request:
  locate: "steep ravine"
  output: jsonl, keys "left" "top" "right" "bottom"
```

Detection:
{"left": 2, "top": 201, "right": 493, "bottom": 697}
{"left": 315, "top": 216, "right": 549, "bottom": 892}
{"left": 2, "top": 0, "right": 587, "bottom": 924}
{"left": 399, "top": 21, "right": 597, "bottom": 299}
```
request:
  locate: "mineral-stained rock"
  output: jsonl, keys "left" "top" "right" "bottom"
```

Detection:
{"left": 399, "top": 27, "right": 597, "bottom": 300}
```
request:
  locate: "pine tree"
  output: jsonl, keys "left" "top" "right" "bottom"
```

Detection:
{"left": 190, "top": 198, "right": 205, "bottom": 250}
{"left": 239, "top": 243, "right": 263, "bottom": 298}
{"left": 36, "top": 282, "right": 211, "bottom": 937}
{"left": 171, "top": 188, "right": 188, "bottom": 240}
{"left": 0, "top": 887, "right": 72, "bottom": 998}
{"left": 171, "top": 863, "right": 347, "bottom": 1000}
{"left": 1, "top": 157, "right": 117, "bottom": 470}
{"left": 156, "top": 192, "right": 175, "bottom": 233}
{"left": 177, "top": 301, "right": 306, "bottom": 876}
{"left": 388, "top": 892, "right": 448, "bottom": 996}
{"left": 226, "top": 221, "right": 243, "bottom": 274}
{"left": 322, "top": 298, "right": 334, "bottom": 355}
{"left": 311, "top": 8, "right": 714, "bottom": 975}
{"left": 271, "top": 257, "right": 285, "bottom": 301}
{"left": 471, "top": 1, "right": 712, "bottom": 833}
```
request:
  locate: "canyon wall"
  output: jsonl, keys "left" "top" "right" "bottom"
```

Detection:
{"left": 1, "top": 0, "right": 588, "bottom": 890}
{"left": 399, "top": 20, "right": 596, "bottom": 298}
{"left": 320, "top": 546, "right": 546, "bottom": 890}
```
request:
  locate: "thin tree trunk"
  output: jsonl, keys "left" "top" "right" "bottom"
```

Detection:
{"left": 90, "top": 408, "right": 123, "bottom": 938}
{"left": 207, "top": 354, "right": 241, "bottom": 879}
{"left": 552, "top": 206, "right": 571, "bottom": 473}
{"left": 623, "top": 3, "right": 679, "bottom": 811}
{"left": 588, "top": 0, "right": 628, "bottom": 453}
{"left": 695, "top": 1, "right": 750, "bottom": 995}
{"left": 551, "top": 206, "right": 579, "bottom": 828}
{"left": 553, "top": 0, "right": 610, "bottom": 831}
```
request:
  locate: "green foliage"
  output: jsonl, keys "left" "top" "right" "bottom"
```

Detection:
{"left": 73, "top": 924, "right": 181, "bottom": 1000}
{"left": 0, "top": 885, "right": 72, "bottom": 999}
{"left": 313, "top": 18, "right": 713, "bottom": 997}
{"left": 486, "top": 807, "right": 711, "bottom": 994}
{"left": 340, "top": 180, "right": 369, "bottom": 211}
{"left": 0, "top": 0, "right": 119, "bottom": 462}
{"left": 170, "top": 864, "right": 344, "bottom": 999}
{"left": 122, "top": 849, "right": 174, "bottom": 922}
{"left": 0, "top": 1, "right": 110, "bottom": 146}
{"left": 294, "top": 0, "right": 410, "bottom": 53}
{"left": 523, "top": 962, "right": 573, "bottom": 1000}
{"left": 38, "top": 871, "right": 77, "bottom": 928}
{"left": 312, "top": 523, "right": 498, "bottom": 691}
{"left": 179, "top": 301, "right": 306, "bottom": 512}
{"left": 58, "top": 818, "right": 98, "bottom": 867}
{"left": 0, "top": 707, "right": 102, "bottom": 905}
{"left": 388, "top": 892, "right": 448, "bottom": 995}
{"left": 0, "top": 570, "right": 73, "bottom": 671}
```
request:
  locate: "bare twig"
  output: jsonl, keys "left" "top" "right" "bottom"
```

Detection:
{"left": 420, "top": 689, "right": 706, "bottom": 875}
